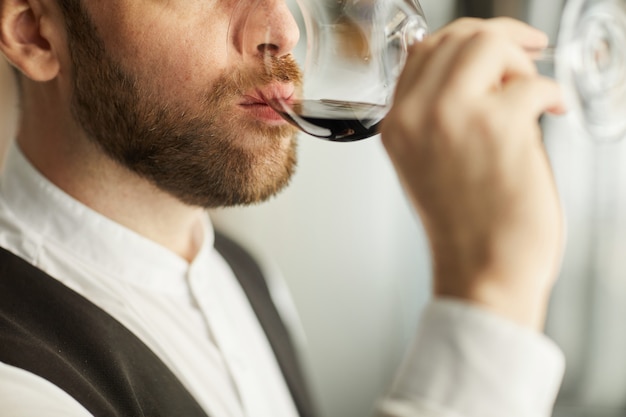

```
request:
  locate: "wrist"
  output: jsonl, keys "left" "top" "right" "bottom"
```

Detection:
{"left": 433, "top": 259, "right": 554, "bottom": 331}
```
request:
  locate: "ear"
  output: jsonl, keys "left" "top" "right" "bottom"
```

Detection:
{"left": 0, "top": 0, "right": 61, "bottom": 82}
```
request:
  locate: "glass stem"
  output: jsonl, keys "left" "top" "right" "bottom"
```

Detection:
{"left": 533, "top": 46, "right": 557, "bottom": 63}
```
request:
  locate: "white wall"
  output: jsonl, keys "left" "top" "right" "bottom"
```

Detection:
{"left": 210, "top": 2, "right": 457, "bottom": 417}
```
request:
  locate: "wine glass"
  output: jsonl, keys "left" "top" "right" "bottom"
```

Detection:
{"left": 555, "top": 0, "right": 626, "bottom": 142}
{"left": 246, "top": 0, "right": 626, "bottom": 143}
{"left": 238, "top": 0, "right": 427, "bottom": 142}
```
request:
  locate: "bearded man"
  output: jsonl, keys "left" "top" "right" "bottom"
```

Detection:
{"left": 0, "top": 0, "right": 566, "bottom": 416}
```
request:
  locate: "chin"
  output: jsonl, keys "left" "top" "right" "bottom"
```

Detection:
{"left": 230, "top": 122, "right": 298, "bottom": 151}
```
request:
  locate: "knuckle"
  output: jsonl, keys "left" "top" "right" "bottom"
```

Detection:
{"left": 489, "top": 16, "right": 519, "bottom": 27}
{"left": 474, "top": 109, "right": 505, "bottom": 139}
{"left": 454, "top": 17, "right": 484, "bottom": 30}
{"left": 468, "top": 28, "right": 500, "bottom": 46}
{"left": 417, "top": 34, "right": 442, "bottom": 52}
{"left": 488, "top": 16, "right": 528, "bottom": 35}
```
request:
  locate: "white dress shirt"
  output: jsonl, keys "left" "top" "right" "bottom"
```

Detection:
{"left": 0, "top": 143, "right": 565, "bottom": 417}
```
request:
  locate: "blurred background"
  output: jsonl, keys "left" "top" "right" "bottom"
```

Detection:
{"left": 2, "top": 1, "right": 626, "bottom": 416}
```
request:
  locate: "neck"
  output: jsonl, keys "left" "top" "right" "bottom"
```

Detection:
{"left": 16, "top": 85, "right": 205, "bottom": 263}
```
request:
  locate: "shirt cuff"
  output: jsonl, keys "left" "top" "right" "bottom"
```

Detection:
{"left": 377, "top": 298, "right": 565, "bottom": 417}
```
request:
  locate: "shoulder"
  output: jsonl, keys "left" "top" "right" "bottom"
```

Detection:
{"left": 0, "top": 362, "right": 93, "bottom": 417}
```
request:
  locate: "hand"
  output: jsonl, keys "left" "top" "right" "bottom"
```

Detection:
{"left": 381, "top": 18, "right": 567, "bottom": 331}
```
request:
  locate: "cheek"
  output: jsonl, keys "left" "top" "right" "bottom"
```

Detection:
{"left": 95, "top": 4, "right": 233, "bottom": 97}
{"left": 141, "top": 33, "right": 231, "bottom": 94}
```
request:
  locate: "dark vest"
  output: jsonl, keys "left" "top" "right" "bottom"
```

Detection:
{"left": 0, "top": 232, "right": 316, "bottom": 417}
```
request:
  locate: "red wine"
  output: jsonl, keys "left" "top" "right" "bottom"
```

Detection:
{"left": 270, "top": 99, "right": 387, "bottom": 142}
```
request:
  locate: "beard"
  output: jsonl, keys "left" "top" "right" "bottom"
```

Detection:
{"left": 59, "top": 0, "right": 302, "bottom": 208}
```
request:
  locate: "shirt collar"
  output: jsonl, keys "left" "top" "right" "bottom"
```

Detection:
{"left": 0, "top": 142, "right": 216, "bottom": 293}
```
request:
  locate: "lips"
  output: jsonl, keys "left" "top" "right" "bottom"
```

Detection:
{"left": 242, "top": 83, "right": 295, "bottom": 105}
{"left": 238, "top": 83, "right": 295, "bottom": 124}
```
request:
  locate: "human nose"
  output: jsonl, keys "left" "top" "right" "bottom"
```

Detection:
{"left": 242, "top": 0, "right": 300, "bottom": 58}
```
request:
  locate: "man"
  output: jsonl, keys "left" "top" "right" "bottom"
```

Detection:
{"left": 0, "top": 0, "right": 566, "bottom": 416}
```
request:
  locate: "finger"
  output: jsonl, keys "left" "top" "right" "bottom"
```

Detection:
{"left": 428, "top": 17, "right": 548, "bottom": 50}
{"left": 405, "top": 31, "right": 488, "bottom": 101}
{"left": 393, "top": 34, "right": 444, "bottom": 102}
{"left": 485, "top": 17, "right": 549, "bottom": 50}
{"left": 395, "top": 17, "right": 520, "bottom": 98}
{"left": 445, "top": 32, "right": 538, "bottom": 97}
{"left": 393, "top": 18, "right": 546, "bottom": 109}
{"left": 500, "top": 76, "right": 567, "bottom": 120}
{"left": 426, "top": 17, "right": 484, "bottom": 42}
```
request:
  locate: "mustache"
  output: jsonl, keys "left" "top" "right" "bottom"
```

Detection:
{"left": 262, "top": 54, "right": 303, "bottom": 84}
{"left": 209, "top": 55, "right": 303, "bottom": 103}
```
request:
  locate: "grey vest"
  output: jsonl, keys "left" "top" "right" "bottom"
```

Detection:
{"left": 0, "top": 232, "right": 316, "bottom": 417}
